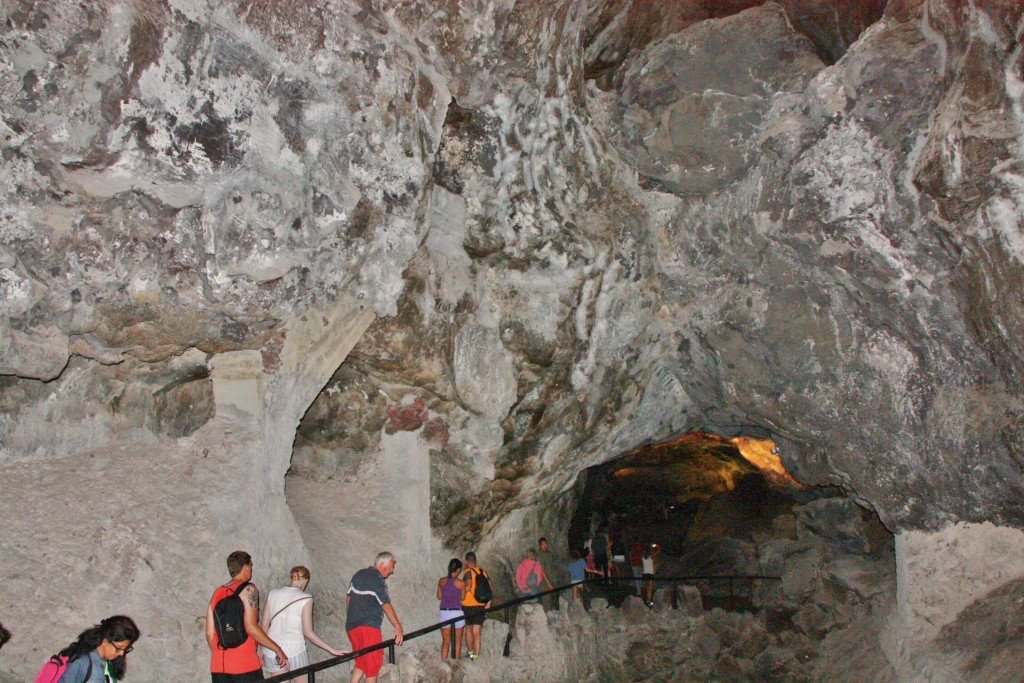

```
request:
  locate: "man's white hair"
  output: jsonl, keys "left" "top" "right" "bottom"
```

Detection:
{"left": 374, "top": 551, "right": 395, "bottom": 566}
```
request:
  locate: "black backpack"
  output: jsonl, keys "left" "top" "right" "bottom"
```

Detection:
{"left": 213, "top": 581, "right": 250, "bottom": 649}
{"left": 470, "top": 568, "right": 493, "bottom": 604}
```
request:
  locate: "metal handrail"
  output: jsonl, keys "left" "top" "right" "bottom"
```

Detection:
{"left": 258, "top": 573, "right": 780, "bottom": 682}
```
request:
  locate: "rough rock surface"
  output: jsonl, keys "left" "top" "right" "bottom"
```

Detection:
{"left": 386, "top": 592, "right": 885, "bottom": 683}
{"left": 2, "top": 0, "right": 1024, "bottom": 680}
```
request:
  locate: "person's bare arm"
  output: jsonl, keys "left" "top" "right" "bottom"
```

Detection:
{"left": 301, "top": 600, "right": 348, "bottom": 657}
{"left": 242, "top": 585, "right": 287, "bottom": 667}
{"left": 205, "top": 602, "right": 217, "bottom": 650}
{"left": 542, "top": 565, "right": 554, "bottom": 590}
{"left": 382, "top": 603, "right": 404, "bottom": 645}
{"left": 259, "top": 593, "right": 271, "bottom": 632}
{"left": 437, "top": 577, "right": 445, "bottom": 600}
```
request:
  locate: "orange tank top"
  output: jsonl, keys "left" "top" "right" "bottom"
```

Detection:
{"left": 209, "top": 581, "right": 260, "bottom": 674}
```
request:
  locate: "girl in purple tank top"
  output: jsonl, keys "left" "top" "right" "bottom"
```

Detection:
{"left": 436, "top": 558, "right": 467, "bottom": 660}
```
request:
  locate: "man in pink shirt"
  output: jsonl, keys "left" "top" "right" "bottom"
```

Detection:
{"left": 515, "top": 548, "right": 552, "bottom": 601}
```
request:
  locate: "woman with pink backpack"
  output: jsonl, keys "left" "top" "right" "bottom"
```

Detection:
{"left": 34, "top": 615, "right": 139, "bottom": 682}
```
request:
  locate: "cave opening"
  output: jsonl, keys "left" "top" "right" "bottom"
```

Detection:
{"left": 569, "top": 432, "right": 896, "bottom": 609}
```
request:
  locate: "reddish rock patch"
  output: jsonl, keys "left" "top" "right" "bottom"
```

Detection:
{"left": 385, "top": 397, "right": 429, "bottom": 434}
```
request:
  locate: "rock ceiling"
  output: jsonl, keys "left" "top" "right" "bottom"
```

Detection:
{"left": 2, "top": 0, "right": 1024, "bottom": 549}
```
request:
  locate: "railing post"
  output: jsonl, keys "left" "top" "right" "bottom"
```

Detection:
{"left": 388, "top": 643, "right": 395, "bottom": 664}
{"left": 309, "top": 672, "right": 316, "bottom": 683}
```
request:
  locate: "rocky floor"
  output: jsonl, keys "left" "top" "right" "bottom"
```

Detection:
{"left": 378, "top": 589, "right": 894, "bottom": 683}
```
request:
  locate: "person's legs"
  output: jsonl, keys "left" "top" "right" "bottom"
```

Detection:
{"left": 348, "top": 626, "right": 382, "bottom": 681}
{"left": 441, "top": 624, "right": 452, "bottom": 659}
{"left": 454, "top": 626, "right": 464, "bottom": 659}
{"left": 463, "top": 606, "right": 484, "bottom": 656}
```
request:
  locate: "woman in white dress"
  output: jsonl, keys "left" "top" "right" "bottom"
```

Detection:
{"left": 260, "top": 565, "right": 347, "bottom": 683}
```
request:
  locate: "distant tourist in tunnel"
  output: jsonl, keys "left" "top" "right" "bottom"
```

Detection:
{"left": 34, "top": 614, "right": 139, "bottom": 682}
{"left": 642, "top": 544, "right": 660, "bottom": 607}
{"left": 515, "top": 548, "right": 550, "bottom": 601}
{"left": 629, "top": 539, "right": 645, "bottom": 594}
{"left": 346, "top": 551, "right": 404, "bottom": 683}
{"left": 207, "top": 551, "right": 288, "bottom": 683}
{"left": 594, "top": 527, "right": 611, "bottom": 578}
{"left": 436, "top": 558, "right": 466, "bottom": 661}
{"left": 536, "top": 537, "right": 558, "bottom": 610}
{"left": 260, "top": 565, "right": 348, "bottom": 683}
{"left": 461, "top": 551, "right": 491, "bottom": 661}
{"left": 567, "top": 548, "right": 601, "bottom": 603}
{"left": 584, "top": 546, "right": 602, "bottom": 579}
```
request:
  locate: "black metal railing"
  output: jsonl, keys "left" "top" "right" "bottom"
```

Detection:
{"left": 259, "top": 573, "right": 779, "bottom": 682}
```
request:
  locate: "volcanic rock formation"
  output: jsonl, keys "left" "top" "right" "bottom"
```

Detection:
{"left": 2, "top": 1, "right": 1024, "bottom": 681}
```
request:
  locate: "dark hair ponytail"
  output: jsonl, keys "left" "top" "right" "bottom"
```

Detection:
{"left": 57, "top": 615, "right": 140, "bottom": 680}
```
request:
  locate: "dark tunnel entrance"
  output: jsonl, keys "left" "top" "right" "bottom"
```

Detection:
{"left": 567, "top": 432, "right": 894, "bottom": 612}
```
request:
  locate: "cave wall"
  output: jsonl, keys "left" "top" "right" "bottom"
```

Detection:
{"left": 2, "top": 0, "right": 1024, "bottom": 680}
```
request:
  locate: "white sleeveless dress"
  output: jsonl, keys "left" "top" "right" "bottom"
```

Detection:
{"left": 261, "top": 585, "right": 313, "bottom": 673}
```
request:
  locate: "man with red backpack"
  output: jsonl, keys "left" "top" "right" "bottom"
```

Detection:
{"left": 206, "top": 550, "right": 288, "bottom": 683}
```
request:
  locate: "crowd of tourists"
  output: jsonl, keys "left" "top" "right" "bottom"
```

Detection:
{"left": 29, "top": 533, "right": 661, "bottom": 683}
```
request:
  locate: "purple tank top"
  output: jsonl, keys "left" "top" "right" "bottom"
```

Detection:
{"left": 440, "top": 576, "right": 462, "bottom": 609}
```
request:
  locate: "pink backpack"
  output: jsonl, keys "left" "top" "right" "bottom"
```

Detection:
{"left": 516, "top": 558, "right": 540, "bottom": 593}
{"left": 34, "top": 654, "right": 92, "bottom": 683}
{"left": 33, "top": 656, "right": 68, "bottom": 683}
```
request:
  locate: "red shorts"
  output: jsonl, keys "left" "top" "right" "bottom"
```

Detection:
{"left": 347, "top": 626, "right": 384, "bottom": 677}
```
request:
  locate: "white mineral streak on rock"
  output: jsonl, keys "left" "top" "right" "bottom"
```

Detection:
{"left": 983, "top": 196, "right": 1024, "bottom": 265}
{"left": 357, "top": 214, "right": 422, "bottom": 317}
{"left": 635, "top": 363, "right": 694, "bottom": 435}
{"left": 0, "top": 266, "right": 40, "bottom": 316}
{"left": 807, "top": 68, "right": 852, "bottom": 119}
{"left": 492, "top": 253, "right": 577, "bottom": 344}
{"left": 454, "top": 322, "right": 516, "bottom": 420}
{"left": 456, "top": 414, "right": 501, "bottom": 480}
{"left": 796, "top": 122, "right": 918, "bottom": 283}
{"left": 863, "top": 330, "right": 923, "bottom": 429}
